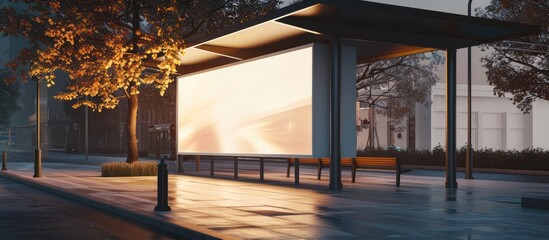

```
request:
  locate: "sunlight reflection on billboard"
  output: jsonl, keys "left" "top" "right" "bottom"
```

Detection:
{"left": 177, "top": 46, "right": 313, "bottom": 157}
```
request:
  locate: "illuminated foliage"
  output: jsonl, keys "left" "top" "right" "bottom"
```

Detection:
{"left": 479, "top": 0, "right": 549, "bottom": 113}
{"left": 1, "top": 0, "right": 189, "bottom": 111}
{"left": 0, "top": 0, "right": 280, "bottom": 162}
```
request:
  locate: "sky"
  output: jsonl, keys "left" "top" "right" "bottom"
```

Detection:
{"left": 360, "top": 0, "right": 491, "bottom": 15}
{"left": 282, "top": 0, "right": 492, "bottom": 15}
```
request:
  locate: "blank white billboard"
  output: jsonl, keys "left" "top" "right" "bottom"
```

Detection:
{"left": 177, "top": 43, "right": 357, "bottom": 158}
{"left": 177, "top": 45, "right": 314, "bottom": 157}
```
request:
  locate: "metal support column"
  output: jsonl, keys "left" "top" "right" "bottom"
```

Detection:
{"left": 446, "top": 49, "right": 458, "bottom": 189}
{"left": 368, "top": 105, "right": 374, "bottom": 150}
{"left": 466, "top": 0, "right": 474, "bottom": 180}
{"left": 329, "top": 36, "right": 343, "bottom": 191}
{"left": 177, "top": 155, "right": 184, "bottom": 173}
{"left": 7, "top": 127, "right": 11, "bottom": 152}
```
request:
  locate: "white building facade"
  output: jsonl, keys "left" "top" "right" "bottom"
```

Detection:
{"left": 427, "top": 84, "right": 549, "bottom": 150}
{"left": 357, "top": 48, "right": 549, "bottom": 151}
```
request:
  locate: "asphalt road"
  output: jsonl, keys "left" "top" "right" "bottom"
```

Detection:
{"left": 0, "top": 177, "right": 177, "bottom": 240}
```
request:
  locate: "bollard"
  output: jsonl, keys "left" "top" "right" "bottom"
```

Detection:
{"left": 33, "top": 149, "right": 42, "bottom": 178}
{"left": 154, "top": 156, "right": 171, "bottom": 211}
{"left": 2, "top": 151, "right": 6, "bottom": 171}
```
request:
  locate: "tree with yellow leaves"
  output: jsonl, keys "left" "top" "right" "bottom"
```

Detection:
{"left": 1, "top": 0, "right": 280, "bottom": 163}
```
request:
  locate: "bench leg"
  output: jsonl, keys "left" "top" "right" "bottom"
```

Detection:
{"left": 286, "top": 159, "right": 291, "bottom": 178}
{"left": 294, "top": 158, "right": 300, "bottom": 185}
{"left": 317, "top": 164, "right": 321, "bottom": 180}
{"left": 260, "top": 158, "right": 264, "bottom": 182}
{"left": 351, "top": 158, "right": 356, "bottom": 183}
{"left": 195, "top": 155, "right": 200, "bottom": 171}
{"left": 210, "top": 156, "right": 214, "bottom": 177}
{"left": 234, "top": 157, "right": 238, "bottom": 179}
{"left": 396, "top": 172, "right": 401, "bottom": 187}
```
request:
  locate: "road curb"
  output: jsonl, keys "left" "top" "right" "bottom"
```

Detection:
{"left": 406, "top": 165, "right": 549, "bottom": 176}
{"left": 0, "top": 171, "right": 238, "bottom": 240}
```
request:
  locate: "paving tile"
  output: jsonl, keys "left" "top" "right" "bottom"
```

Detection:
{"left": 185, "top": 217, "right": 248, "bottom": 228}
{"left": 3, "top": 159, "right": 549, "bottom": 240}
{"left": 269, "top": 225, "right": 357, "bottom": 239}
{"left": 216, "top": 226, "right": 294, "bottom": 239}
{"left": 190, "top": 207, "right": 254, "bottom": 217}
{"left": 276, "top": 214, "right": 330, "bottom": 226}
{"left": 223, "top": 214, "right": 295, "bottom": 227}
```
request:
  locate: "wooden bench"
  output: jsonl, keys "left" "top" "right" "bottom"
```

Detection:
{"left": 288, "top": 156, "right": 411, "bottom": 186}
{"left": 351, "top": 157, "right": 411, "bottom": 187}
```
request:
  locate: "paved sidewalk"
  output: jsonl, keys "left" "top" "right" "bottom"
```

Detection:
{"left": 2, "top": 155, "right": 549, "bottom": 239}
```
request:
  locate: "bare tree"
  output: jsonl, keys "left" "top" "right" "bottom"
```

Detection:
{"left": 356, "top": 52, "right": 444, "bottom": 131}
{"left": 478, "top": 0, "right": 549, "bottom": 113}
{"left": 0, "top": 69, "right": 20, "bottom": 127}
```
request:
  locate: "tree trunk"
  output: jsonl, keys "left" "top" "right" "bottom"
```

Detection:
{"left": 126, "top": 0, "right": 140, "bottom": 163}
{"left": 126, "top": 90, "right": 139, "bottom": 163}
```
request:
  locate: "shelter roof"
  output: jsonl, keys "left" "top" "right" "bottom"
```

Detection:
{"left": 162, "top": 0, "right": 539, "bottom": 75}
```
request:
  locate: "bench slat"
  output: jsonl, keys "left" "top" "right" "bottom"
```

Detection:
{"left": 288, "top": 158, "right": 319, "bottom": 165}
{"left": 356, "top": 162, "right": 396, "bottom": 167}
{"left": 319, "top": 158, "right": 353, "bottom": 166}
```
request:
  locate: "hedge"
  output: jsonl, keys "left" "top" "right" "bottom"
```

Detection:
{"left": 358, "top": 145, "right": 549, "bottom": 171}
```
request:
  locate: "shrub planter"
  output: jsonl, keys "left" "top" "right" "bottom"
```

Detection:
{"left": 101, "top": 161, "right": 158, "bottom": 177}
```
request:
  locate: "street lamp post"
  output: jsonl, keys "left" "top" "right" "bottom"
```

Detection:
{"left": 85, "top": 95, "right": 89, "bottom": 161}
{"left": 0, "top": 90, "right": 12, "bottom": 153}
{"left": 29, "top": 62, "right": 42, "bottom": 178}
{"left": 367, "top": 94, "right": 374, "bottom": 151}
{"left": 466, "top": 0, "right": 474, "bottom": 179}
{"left": 33, "top": 74, "right": 42, "bottom": 178}
{"left": 7, "top": 127, "right": 11, "bottom": 152}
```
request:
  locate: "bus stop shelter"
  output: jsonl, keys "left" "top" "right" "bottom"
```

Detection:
{"left": 161, "top": 0, "right": 539, "bottom": 190}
